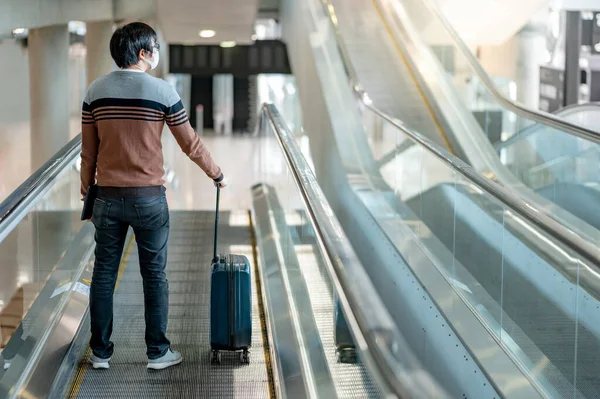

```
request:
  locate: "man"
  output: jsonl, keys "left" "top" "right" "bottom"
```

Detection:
{"left": 81, "top": 22, "right": 225, "bottom": 370}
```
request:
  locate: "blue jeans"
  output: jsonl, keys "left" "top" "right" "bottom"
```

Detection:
{"left": 90, "top": 194, "right": 170, "bottom": 360}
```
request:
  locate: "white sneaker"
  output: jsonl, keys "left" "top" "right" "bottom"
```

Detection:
{"left": 0, "top": 349, "right": 9, "bottom": 370}
{"left": 147, "top": 349, "right": 182, "bottom": 370}
{"left": 89, "top": 353, "right": 111, "bottom": 369}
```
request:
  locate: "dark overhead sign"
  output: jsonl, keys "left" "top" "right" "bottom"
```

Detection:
{"left": 169, "top": 40, "right": 291, "bottom": 76}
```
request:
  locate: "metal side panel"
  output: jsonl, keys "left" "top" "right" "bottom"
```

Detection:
{"left": 252, "top": 183, "right": 383, "bottom": 398}
{"left": 353, "top": 188, "right": 545, "bottom": 398}
{"left": 327, "top": 179, "right": 512, "bottom": 398}
{"left": 289, "top": 221, "right": 383, "bottom": 399}
{"left": 407, "top": 183, "right": 598, "bottom": 397}
{"left": 251, "top": 187, "right": 308, "bottom": 398}
{"left": 68, "top": 211, "right": 272, "bottom": 399}
{"left": 0, "top": 221, "right": 95, "bottom": 399}
{"left": 251, "top": 184, "right": 337, "bottom": 399}
{"left": 0, "top": 224, "right": 94, "bottom": 398}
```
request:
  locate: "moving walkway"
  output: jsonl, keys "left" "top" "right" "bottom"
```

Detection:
{"left": 0, "top": 104, "right": 441, "bottom": 398}
{"left": 2, "top": 0, "right": 600, "bottom": 396}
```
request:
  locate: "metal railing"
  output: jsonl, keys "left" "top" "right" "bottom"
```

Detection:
{"left": 417, "top": 0, "right": 600, "bottom": 145}
{"left": 0, "top": 136, "right": 92, "bottom": 399}
{"left": 261, "top": 103, "right": 448, "bottom": 398}
{"left": 319, "top": 0, "right": 600, "bottom": 290}
{"left": 0, "top": 135, "right": 81, "bottom": 242}
{"left": 0, "top": 104, "right": 448, "bottom": 397}
{"left": 495, "top": 102, "right": 600, "bottom": 150}
{"left": 325, "top": 0, "right": 600, "bottom": 144}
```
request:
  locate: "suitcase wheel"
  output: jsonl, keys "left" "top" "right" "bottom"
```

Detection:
{"left": 336, "top": 348, "right": 357, "bottom": 364}
{"left": 211, "top": 350, "right": 221, "bottom": 364}
{"left": 239, "top": 349, "right": 250, "bottom": 364}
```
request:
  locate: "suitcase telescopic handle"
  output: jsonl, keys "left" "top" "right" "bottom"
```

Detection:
{"left": 213, "top": 184, "right": 221, "bottom": 262}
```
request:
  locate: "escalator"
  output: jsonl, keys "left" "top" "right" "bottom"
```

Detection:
{"left": 283, "top": 0, "right": 600, "bottom": 397}
{"left": 378, "top": 0, "right": 600, "bottom": 245}
{"left": 405, "top": 183, "right": 600, "bottom": 398}
{"left": 369, "top": 12, "right": 600, "bottom": 394}
{"left": 328, "top": 0, "right": 600, "bottom": 240}
{"left": 0, "top": 104, "right": 437, "bottom": 398}
{"left": 2, "top": 0, "right": 599, "bottom": 396}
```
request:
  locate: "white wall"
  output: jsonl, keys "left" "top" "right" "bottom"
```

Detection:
{"left": 0, "top": 40, "right": 31, "bottom": 200}
{"left": 0, "top": 39, "right": 86, "bottom": 200}
{"left": 477, "top": 28, "right": 547, "bottom": 109}
{"left": 402, "top": 0, "right": 547, "bottom": 46}
{"left": 0, "top": 40, "right": 30, "bottom": 124}
{"left": 0, "top": 40, "right": 87, "bottom": 118}
{"left": 0, "top": 0, "right": 154, "bottom": 37}
{"left": 477, "top": 38, "right": 519, "bottom": 81}
{"left": 0, "top": 0, "right": 112, "bottom": 36}
{"left": 0, "top": 39, "right": 86, "bottom": 123}
{"left": 115, "top": 0, "right": 156, "bottom": 21}
{"left": 557, "top": 0, "right": 600, "bottom": 9}
{"left": 69, "top": 43, "right": 87, "bottom": 117}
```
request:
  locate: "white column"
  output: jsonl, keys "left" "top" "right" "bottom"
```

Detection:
{"left": 515, "top": 28, "right": 547, "bottom": 110}
{"left": 141, "top": 19, "right": 168, "bottom": 79}
{"left": 28, "top": 26, "right": 73, "bottom": 300}
{"left": 86, "top": 20, "right": 115, "bottom": 86}
{"left": 28, "top": 24, "right": 70, "bottom": 171}
{"left": 155, "top": 28, "right": 169, "bottom": 79}
{"left": 213, "top": 74, "right": 234, "bottom": 135}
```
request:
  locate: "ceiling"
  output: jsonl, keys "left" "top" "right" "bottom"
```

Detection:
{"left": 156, "top": 0, "right": 261, "bottom": 45}
{"left": 441, "top": 0, "right": 548, "bottom": 45}
{"left": 419, "top": 0, "right": 548, "bottom": 46}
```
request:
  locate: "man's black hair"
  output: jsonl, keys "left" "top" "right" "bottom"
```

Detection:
{"left": 109, "top": 22, "right": 157, "bottom": 68}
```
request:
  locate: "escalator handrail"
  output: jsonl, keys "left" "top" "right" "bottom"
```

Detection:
{"left": 0, "top": 135, "right": 82, "bottom": 240}
{"left": 321, "top": 0, "right": 600, "bottom": 295}
{"left": 261, "top": 103, "right": 448, "bottom": 398}
{"left": 365, "top": 99, "right": 600, "bottom": 285}
{"left": 417, "top": 0, "right": 600, "bottom": 145}
{"left": 495, "top": 102, "right": 600, "bottom": 150}
{"left": 325, "top": 0, "right": 600, "bottom": 146}
{"left": 552, "top": 102, "right": 600, "bottom": 114}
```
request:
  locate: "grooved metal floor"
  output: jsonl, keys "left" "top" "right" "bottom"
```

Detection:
{"left": 68, "top": 211, "right": 272, "bottom": 398}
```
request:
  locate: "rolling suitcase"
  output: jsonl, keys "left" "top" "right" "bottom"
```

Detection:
{"left": 334, "top": 298, "right": 357, "bottom": 363}
{"left": 210, "top": 185, "right": 252, "bottom": 364}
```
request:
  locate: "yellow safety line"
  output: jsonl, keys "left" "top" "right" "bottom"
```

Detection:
{"left": 370, "top": 0, "right": 456, "bottom": 156}
{"left": 67, "top": 347, "right": 90, "bottom": 399}
{"left": 67, "top": 237, "right": 135, "bottom": 398}
{"left": 248, "top": 210, "right": 276, "bottom": 399}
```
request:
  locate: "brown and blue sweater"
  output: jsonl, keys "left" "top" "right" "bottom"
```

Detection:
{"left": 80, "top": 69, "right": 222, "bottom": 197}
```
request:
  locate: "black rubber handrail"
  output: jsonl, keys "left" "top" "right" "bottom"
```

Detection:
{"left": 0, "top": 135, "right": 81, "bottom": 224}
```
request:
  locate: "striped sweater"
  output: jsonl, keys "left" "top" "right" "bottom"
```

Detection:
{"left": 80, "top": 69, "right": 221, "bottom": 197}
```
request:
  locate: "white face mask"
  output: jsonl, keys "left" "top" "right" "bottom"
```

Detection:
{"left": 142, "top": 49, "right": 159, "bottom": 70}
